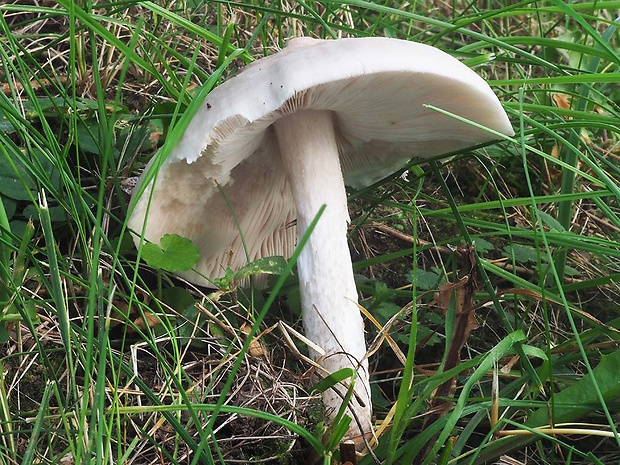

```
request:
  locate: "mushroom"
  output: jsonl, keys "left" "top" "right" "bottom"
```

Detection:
{"left": 128, "top": 37, "right": 514, "bottom": 444}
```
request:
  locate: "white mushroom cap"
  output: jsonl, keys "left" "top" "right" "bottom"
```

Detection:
{"left": 129, "top": 37, "right": 513, "bottom": 286}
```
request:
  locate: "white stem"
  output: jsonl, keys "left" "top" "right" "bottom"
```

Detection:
{"left": 274, "top": 110, "right": 372, "bottom": 441}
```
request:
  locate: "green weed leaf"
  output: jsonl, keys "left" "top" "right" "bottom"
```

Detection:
{"left": 520, "top": 344, "right": 549, "bottom": 361}
{"left": 527, "top": 350, "right": 620, "bottom": 427}
{"left": 538, "top": 210, "right": 566, "bottom": 232}
{"left": 0, "top": 148, "right": 61, "bottom": 201}
{"left": 408, "top": 268, "right": 443, "bottom": 290}
{"left": 233, "top": 256, "right": 288, "bottom": 282}
{"left": 141, "top": 233, "right": 200, "bottom": 272}
{"left": 503, "top": 244, "right": 545, "bottom": 264}
{"left": 472, "top": 237, "right": 494, "bottom": 254}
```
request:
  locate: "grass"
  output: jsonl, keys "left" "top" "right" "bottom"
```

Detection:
{"left": 0, "top": 0, "right": 619, "bottom": 464}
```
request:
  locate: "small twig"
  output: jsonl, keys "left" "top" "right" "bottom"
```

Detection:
{"left": 363, "top": 222, "right": 454, "bottom": 255}
{"left": 495, "top": 421, "right": 618, "bottom": 438}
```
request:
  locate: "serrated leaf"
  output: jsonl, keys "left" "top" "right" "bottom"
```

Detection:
{"left": 408, "top": 268, "right": 442, "bottom": 290}
{"left": 375, "top": 301, "right": 402, "bottom": 324}
{"left": 141, "top": 233, "right": 200, "bottom": 272}
{"left": 416, "top": 324, "right": 441, "bottom": 347}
